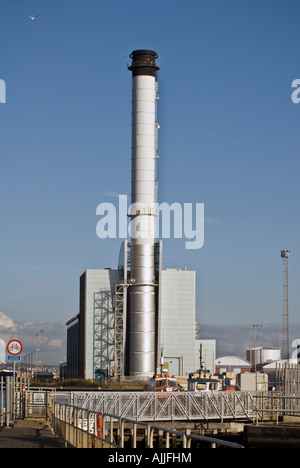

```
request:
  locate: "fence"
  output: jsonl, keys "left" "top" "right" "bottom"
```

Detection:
{"left": 252, "top": 393, "right": 300, "bottom": 424}
{"left": 0, "top": 375, "right": 30, "bottom": 427}
{"left": 24, "top": 390, "right": 49, "bottom": 419}
{"left": 0, "top": 376, "right": 11, "bottom": 427}
{"left": 275, "top": 363, "right": 300, "bottom": 413}
{"left": 49, "top": 398, "right": 244, "bottom": 448}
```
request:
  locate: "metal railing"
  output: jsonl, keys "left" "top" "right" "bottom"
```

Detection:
{"left": 52, "top": 390, "right": 262, "bottom": 422}
{"left": 252, "top": 393, "right": 300, "bottom": 424}
{"left": 49, "top": 398, "right": 244, "bottom": 448}
{"left": 49, "top": 392, "right": 300, "bottom": 449}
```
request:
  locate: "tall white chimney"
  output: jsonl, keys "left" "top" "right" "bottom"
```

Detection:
{"left": 127, "top": 50, "right": 159, "bottom": 377}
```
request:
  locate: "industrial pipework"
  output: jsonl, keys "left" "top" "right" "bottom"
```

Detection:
{"left": 127, "top": 50, "right": 160, "bottom": 377}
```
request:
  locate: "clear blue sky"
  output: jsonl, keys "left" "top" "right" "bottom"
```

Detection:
{"left": 0, "top": 0, "right": 299, "bottom": 347}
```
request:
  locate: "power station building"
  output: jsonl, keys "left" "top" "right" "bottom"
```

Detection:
{"left": 67, "top": 263, "right": 199, "bottom": 380}
{"left": 66, "top": 50, "right": 214, "bottom": 381}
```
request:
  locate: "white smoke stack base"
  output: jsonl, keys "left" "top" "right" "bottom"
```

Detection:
{"left": 128, "top": 50, "right": 159, "bottom": 377}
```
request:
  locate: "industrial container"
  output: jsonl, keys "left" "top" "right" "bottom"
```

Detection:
{"left": 236, "top": 372, "right": 268, "bottom": 391}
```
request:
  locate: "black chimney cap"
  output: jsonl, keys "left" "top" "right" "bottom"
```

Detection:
{"left": 128, "top": 49, "right": 159, "bottom": 77}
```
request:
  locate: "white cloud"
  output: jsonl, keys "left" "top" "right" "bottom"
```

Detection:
{"left": 48, "top": 338, "right": 63, "bottom": 348}
{"left": 0, "top": 339, "right": 5, "bottom": 363}
{"left": 0, "top": 311, "right": 15, "bottom": 329}
{"left": 0, "top": 313, "right": 67, "bottom": 365}
{"left": 199, "top": 322, "right": 300, "bottom": 359}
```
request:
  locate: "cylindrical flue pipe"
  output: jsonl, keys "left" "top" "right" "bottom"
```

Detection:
{"left": 128, "top": 50, "right": 159, "bottom": 377}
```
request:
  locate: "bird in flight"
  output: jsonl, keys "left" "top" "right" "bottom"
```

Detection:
{"left": 29, "top": 15, "right": 40, "bottom": 20}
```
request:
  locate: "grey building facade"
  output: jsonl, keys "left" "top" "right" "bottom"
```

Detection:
{"left": 67, "top": 266, "right": 199, "bottom": 379}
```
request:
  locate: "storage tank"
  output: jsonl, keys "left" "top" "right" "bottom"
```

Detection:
{"left": 246, "top": 347, "right": 281, "bottom": 366}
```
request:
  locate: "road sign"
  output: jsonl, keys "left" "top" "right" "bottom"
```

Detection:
{"left": 7, "top": 340, "right": 23, "bottom": 356}
{"left": 8, "top": 355, "right": 21, "bottom": 361}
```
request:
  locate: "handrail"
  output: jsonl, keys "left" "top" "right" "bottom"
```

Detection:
{"left": 186, "top": 432, "right": 244, "bottom": 449}
{"left": 49, "top": 399, "right": 244, "bottom": 448}
{"left": 52, "top": 390, "right": 261, "bottom": 422}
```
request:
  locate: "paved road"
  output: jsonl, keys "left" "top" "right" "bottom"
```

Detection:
{"left": 0, "top": 420, "right": 67, "bottom": 448}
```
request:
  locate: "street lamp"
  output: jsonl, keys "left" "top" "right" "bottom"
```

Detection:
{"left": 253, "top": 324, "right": 263, "bottom": 372}
{"left": 40, "top": 330, "right": 45, "bottom": 371}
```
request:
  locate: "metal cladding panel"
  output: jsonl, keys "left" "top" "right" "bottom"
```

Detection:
{"left": 129, "top": 310, "right": 156, "bottom": 333}
{"left": 132, "top": 99, "right": 155, "bottom": 114}
{"left": 128, "top": 352, "right": 155, "bottom": 375}
{"left": 160, "top": 270, "right": 196, "bottom": 375}
{"left": 129, "top": 283, "right": 156, "bottom": 376}
{"left": 132, "top": 111, "right": 155, "bottom": 124}
{"left": 132, "top": 158, "right": 154, "bottom": 171}
{"left": 130, "top": 245, "right": 155, "bottom": 282}
{"left": 133, "top": 180, "right": 155, "bottom": 196}
{"left": 132, "top": 145, "right": 155, "bottom": 156}
{"left": 129, "top": 218, "right": 156, "bottom": 246}
{"left": 129, "top": 286, "right": 156, "bottom": 312}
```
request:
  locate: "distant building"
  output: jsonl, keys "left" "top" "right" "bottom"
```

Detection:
{"left": 78, "top": 268, "right": 121, "bottom": 380}
{"left": 261, "top": 357, "right": 298, "bottom": 372}
{"left": 66, "top": 315, "right": 79, "bottom": 379}
{"left": 215, "top": 356, "right": 252, "bottom": 374}
{"left": 34, "top": 370, "right": 54, "bottom": 382}
{"left": 59, "top": 362, "right": 67, "bottom": 380}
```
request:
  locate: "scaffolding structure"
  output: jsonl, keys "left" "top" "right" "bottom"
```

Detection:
{"left": 113, "top": 240, "right": 162, "bottom": 380}
{"left": 94, "top": 290, "right": 115, "bottom": 379}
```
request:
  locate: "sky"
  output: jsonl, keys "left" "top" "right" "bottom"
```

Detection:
{"left": 0, "top": 0, "right": 299, "bottom": 364}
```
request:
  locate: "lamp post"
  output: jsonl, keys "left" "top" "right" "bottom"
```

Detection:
{"left": 281, "top": 250, "right": 291, "bottom": 360}
{"left": 40, "top": 329, "right": 45, "bottom": 371}
{"left": 253, "top": 324, "right": 263, "bottom": 369}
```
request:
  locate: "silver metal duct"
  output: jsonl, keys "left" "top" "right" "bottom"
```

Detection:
{"left": 128, "top": 50, "right": 159, "bottom": 377}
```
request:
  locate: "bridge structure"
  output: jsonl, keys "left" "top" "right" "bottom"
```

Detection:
{"left": 2, "top": 377, "right": 300, "bottom": 448}
{"left": 51, "top": 390, "right": 277, "bottom": 422}
{"left": 48, "top": 390, "right": 298, "bottom": 448}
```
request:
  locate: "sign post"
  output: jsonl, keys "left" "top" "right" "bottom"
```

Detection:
{"left": 7, "top": 340, "right": 23, "bottom": 377}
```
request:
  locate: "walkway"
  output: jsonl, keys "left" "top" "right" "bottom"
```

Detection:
{"left": 0, "top": 420, "right": 68, "bottom": 448}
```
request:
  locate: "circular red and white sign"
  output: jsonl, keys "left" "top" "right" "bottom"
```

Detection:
{"left": 7, "top": 340, "right": 23, "bottom": 356}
